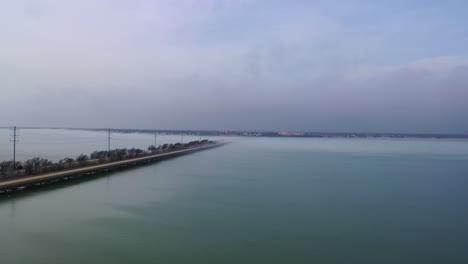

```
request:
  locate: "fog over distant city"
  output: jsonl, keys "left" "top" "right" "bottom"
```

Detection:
{"left": 1, "top": 0, "right": 467, "bottom": 133}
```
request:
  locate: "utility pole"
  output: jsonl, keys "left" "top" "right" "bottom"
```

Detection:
{"left": 154, "top": 131, "right": 157, "bottom": 147}
{"left": 10, "top": 126, "right": 19, "bottom": 169}
{"left": 107, "top": 128, "right": 111, "bottom": 153}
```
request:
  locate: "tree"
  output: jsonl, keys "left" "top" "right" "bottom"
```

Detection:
{"left": 23, "top": 160, "right": 33, "bottom": 175}
{"left": 0, "top": 161, "right": 14, "bottom": 177}
{"left": 76, "top": 154, "right": 89, "bottom": 165}
{"left": 91, "top": 151, "right": 108, "bottom": 160}
{"left": 135, "top": 148, "right": 144, "bottom": 156}
{"left": 108, "top": 149, "right": 127, "bottom": 161}
{"left": 148, "top": 145, "right": 156, "bottom": 152}
{"left": 127, "top": 148, "right": 137, "bottom": 158}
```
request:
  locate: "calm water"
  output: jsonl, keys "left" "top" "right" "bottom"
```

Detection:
{"left": 0, "top": 129, "right": 468, "bottom": 263}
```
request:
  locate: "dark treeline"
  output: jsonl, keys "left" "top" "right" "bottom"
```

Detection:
{"left": 68, "top": 128, "right": 468, "bottom": 139}
{"left": 0, "top": 140, "right": 214, "bottom": 179}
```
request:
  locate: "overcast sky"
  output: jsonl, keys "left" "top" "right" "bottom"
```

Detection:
{"left": 1, "top": 0, "right": 467, "bottom": 133}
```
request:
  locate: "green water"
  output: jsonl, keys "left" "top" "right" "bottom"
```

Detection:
{"left": 1, "top": 132, "right": 468, "bottom": 263}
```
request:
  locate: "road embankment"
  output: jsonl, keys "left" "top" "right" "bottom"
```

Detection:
{"left": 0, "top": 143, "right": 225, "bottom": 194}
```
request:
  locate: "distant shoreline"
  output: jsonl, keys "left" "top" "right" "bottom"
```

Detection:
{"left": 54, "top": 128, "right": 468, "bottom": 139}
{"left": 1, "top": 127, "right": 467, "bottom": 139}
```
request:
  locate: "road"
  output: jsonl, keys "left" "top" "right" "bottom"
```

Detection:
{"left": 0, "top": 143, "right": 223, "bottom": 190}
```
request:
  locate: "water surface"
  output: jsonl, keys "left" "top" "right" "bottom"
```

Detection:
{"left": 0, "top": 130, "right": 467, "bottom": 263}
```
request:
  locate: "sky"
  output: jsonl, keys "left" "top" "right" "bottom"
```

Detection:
{"left": 0, "top": 0, "right": 467, "bottom": 133}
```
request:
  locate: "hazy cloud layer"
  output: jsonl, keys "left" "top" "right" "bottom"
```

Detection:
{"left": 0, "top": 0, "right": 467, "bottom": 133}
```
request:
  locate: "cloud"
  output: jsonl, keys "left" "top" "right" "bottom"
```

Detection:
{"left": 0, "top": 0, "right": 466, "bottom": 133}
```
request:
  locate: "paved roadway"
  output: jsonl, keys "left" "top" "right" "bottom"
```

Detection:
{"left": 0, "top": 143, "right": 222, "bottom": 190}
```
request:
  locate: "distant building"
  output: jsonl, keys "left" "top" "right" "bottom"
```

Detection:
{"left": 278, "top": 131, "right": 305, "bottom": 137}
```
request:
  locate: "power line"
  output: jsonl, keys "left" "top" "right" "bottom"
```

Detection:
{"left": 108, "top": 128, "right": 111, "bottom": 153}
{"left": 154, "top": 131, "right": 157, "bottom": 146}
{"left": 21, "top": 141, "right": 104, "bottom": 145}
{"left": 19, "top": 135, "right": 108, "bottom": 140}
